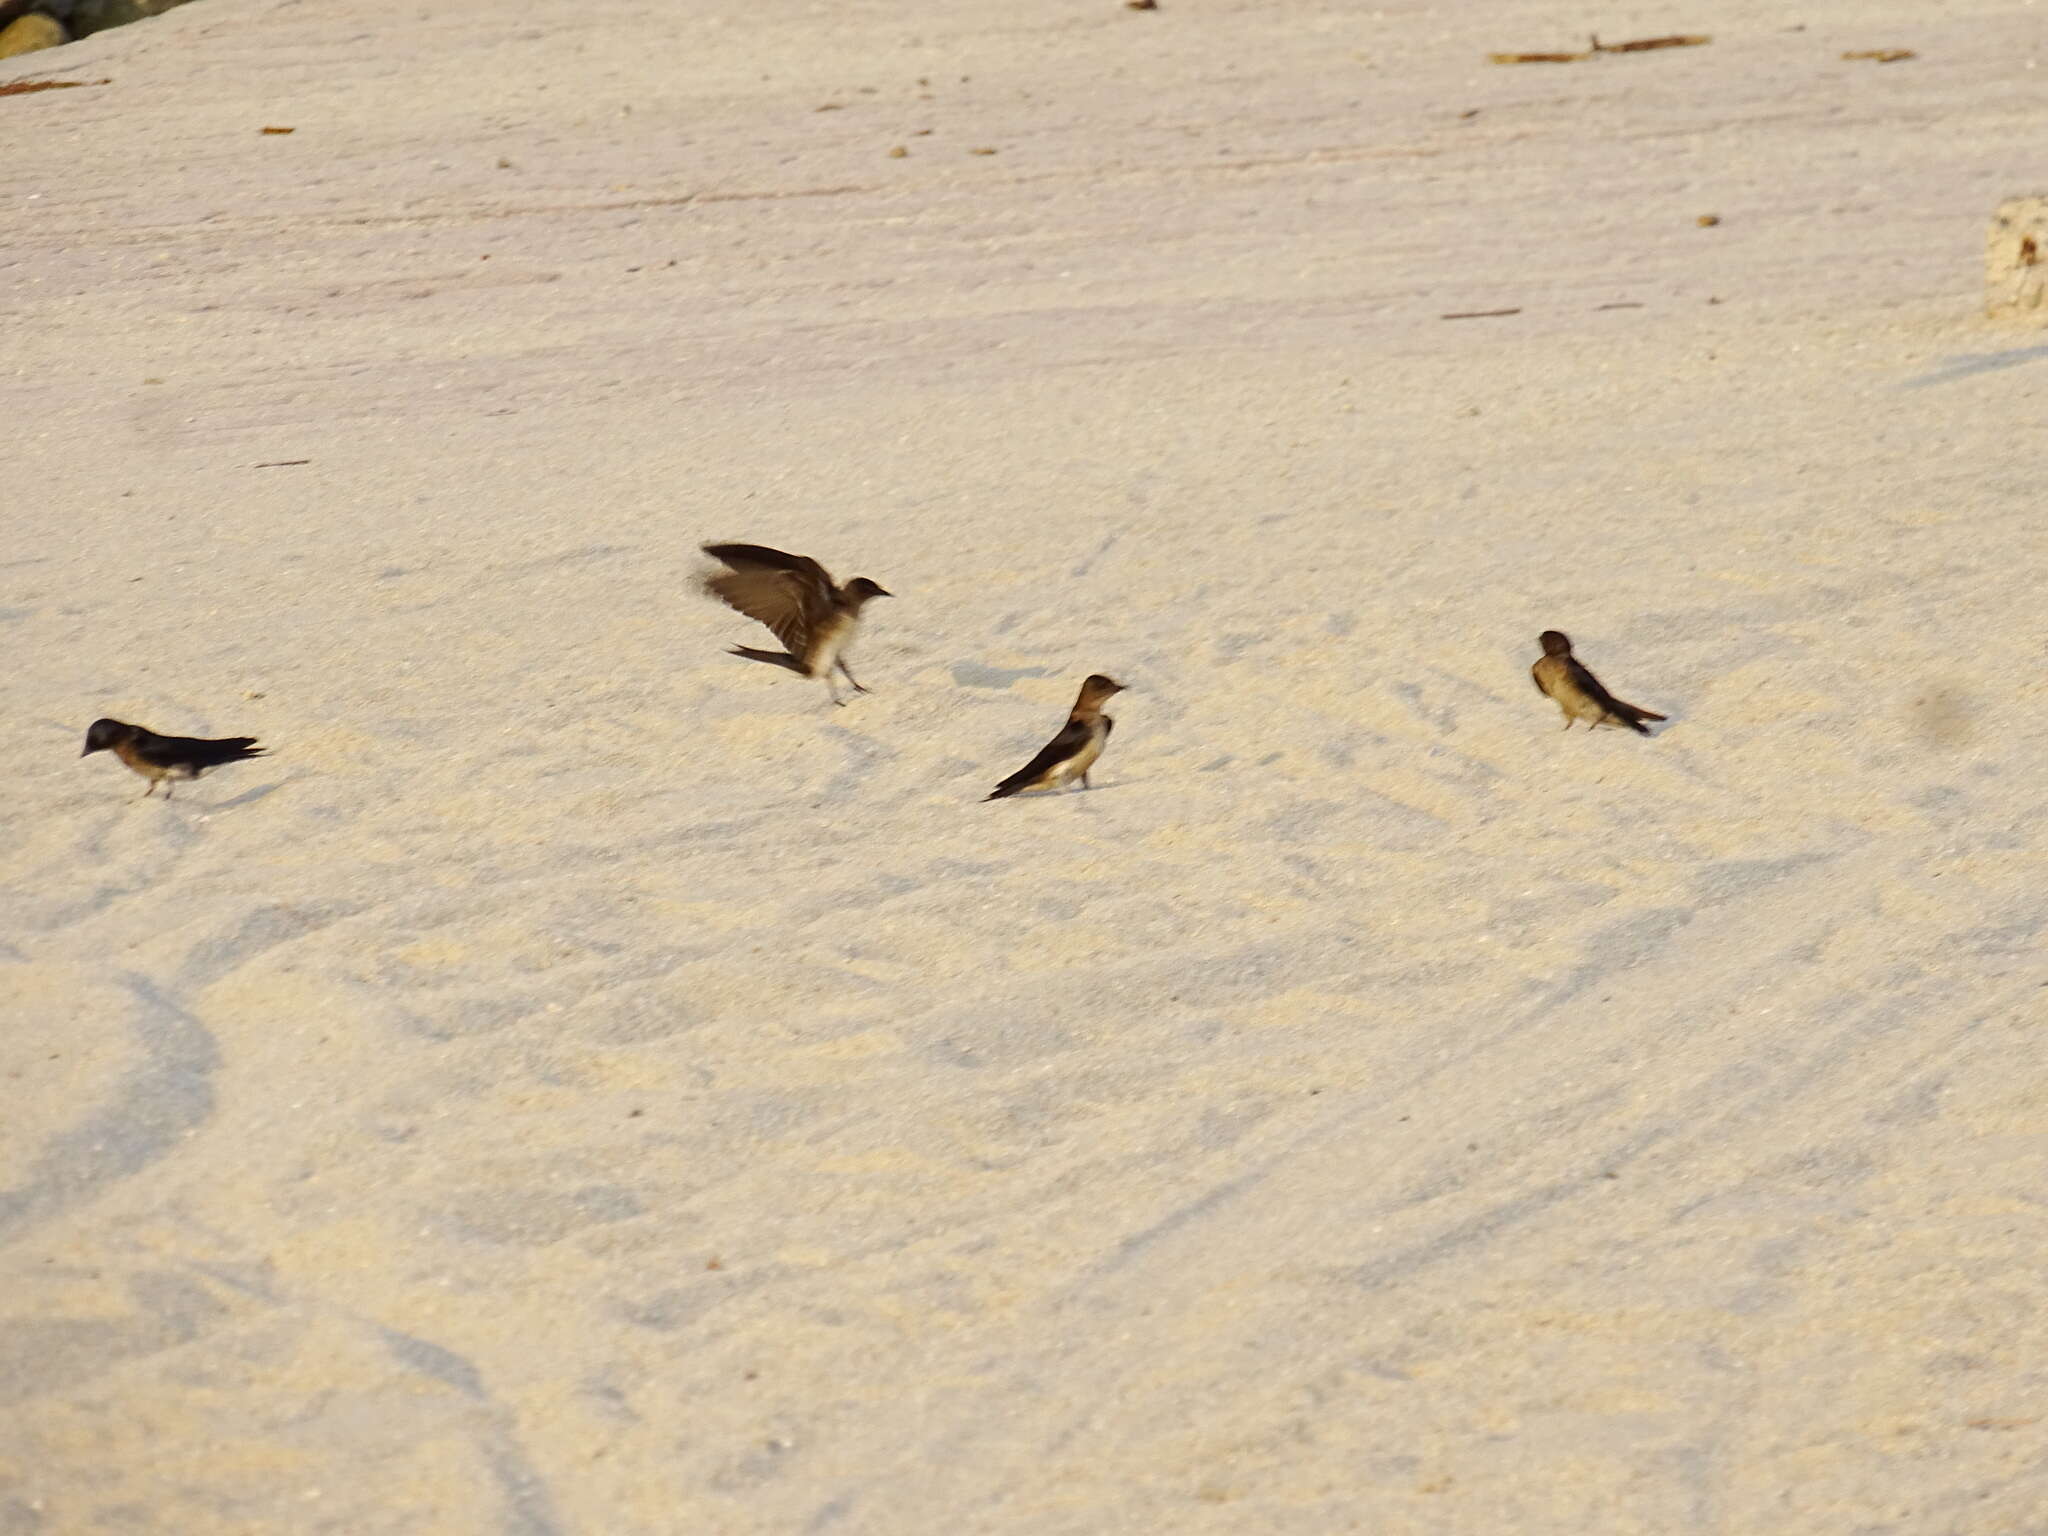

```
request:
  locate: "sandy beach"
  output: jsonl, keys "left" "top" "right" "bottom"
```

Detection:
{"left": 4, "top": 0, "right": 2046, "bottom": 1530}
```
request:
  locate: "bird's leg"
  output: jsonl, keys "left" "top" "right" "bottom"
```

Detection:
{"left": 141, "top": 780, "right": 157, "bottom": 800}
{"left": 162, "top": 780, "right": 174, "bottom": 800}
{"left": 1561, "top": 717, "right": 1574, "bottom": 731}
{"left": 825, "top": 675, "right": 846, "bottom": 708}
{"left": 1082, "top": 772, "right": 1093, "bottom": 790}
{"left": 837, "top": 658, "right": 871, "bottom": 694}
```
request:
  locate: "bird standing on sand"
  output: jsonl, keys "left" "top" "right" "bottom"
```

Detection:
{"left": 986, "top": 674, "right": 1126, "bottom": 799}
{"left": 1531, "top": 631, "right": 1666, "bottom": 734}
{"left": 81, "top": 719, "right": 267, "bottom": 799}
{"left": 699, "top": 543, "right": 891, "bottom": 706}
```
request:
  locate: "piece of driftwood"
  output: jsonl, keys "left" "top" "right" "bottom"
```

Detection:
{"left": 0, "top": 75, "right": 107, "bottom": 97}
{"left": 1491, "top": 34, "right": 1709, "bottom": 64}
{"left": 1590, "top": 33, "right": 1711, "bottom": 52}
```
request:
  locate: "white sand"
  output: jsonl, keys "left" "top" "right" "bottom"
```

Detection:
{"left": 4, "top": 0, "right": 2046, "bottom": 1529}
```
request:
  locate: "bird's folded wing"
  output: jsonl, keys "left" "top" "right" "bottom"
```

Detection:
{"left": 995, "top": 718, "right": 1091, "bottom": 792}
{"left": 132, "top": 732, "right": 263, "bottom": 769}
{"left": 1566, "top": 658, "right": 1625, "bottom": 712}
{"left": 127, "top": 729, "right": 191, "bottom": 768}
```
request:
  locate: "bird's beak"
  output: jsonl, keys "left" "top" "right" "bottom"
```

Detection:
{"left": 80, "top": 744, "right": 97, "bottom": 757}
{"left": 875, "top": 587, "right": 894, "bottom": 598}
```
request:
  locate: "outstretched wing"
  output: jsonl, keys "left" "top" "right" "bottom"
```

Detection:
{"left": 987, "top": 718, "right": 1091, "bottom": 800}
{"left": 699, "top": 544, "right": 836, "bottom": 656}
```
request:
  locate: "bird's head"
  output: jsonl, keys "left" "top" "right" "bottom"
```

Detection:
{"left": 81, "top": 719, "right": 131, "bottom": 757}
{"left": 1538, "top": 631, "right": 1573, "bottom": 657}
{"left": 846, "top": 577, "right": 892, "bottom": 605}
{"left": 1080, "top": 674, "right": 1127, "bottom": 703}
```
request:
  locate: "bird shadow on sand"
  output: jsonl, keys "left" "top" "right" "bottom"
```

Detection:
{"left": 1621, "top": 703, "right": 1680, "bottom": 738}
{"left": 201, "top": 780, "right": 291, "bottom": 812}
{"left": 986, "top": 778, "right": 1145, "bottom": 800}
{"left": 951, "top": 661, "right": 1054, "bottom": 690}
{"left": 726, "top": 646, "right": 807, "bottom": 672}
{"left": 1579, "top": 716, "right": 1677, "bottom": 739}
{"left": 1902, "top": 345, "right": 2048, "bottom": 389}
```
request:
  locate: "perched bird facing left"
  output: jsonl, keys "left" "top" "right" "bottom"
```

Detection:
{"left": 81, "top": 718, "right": 267, "bottom": 799}
{"left": 1531, "top": 631, "right": 1666, "bottom": 735}
{"left": 986, "top": 674, "right": 1126, "bottom": 800}
{"left": 699, "top": 543, "right": 891, "bottom": 706}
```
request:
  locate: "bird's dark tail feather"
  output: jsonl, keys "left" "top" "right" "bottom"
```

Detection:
{"left": 727, "top": 646, "right": 810, "bottom": 674}
{"left": 985, "top": 777, "right": 1026, "bottom": 801}
{"left": 1612, "top": 703, "right": 1665, "bottom": 734}
{"left": 198, "top": 739, "right": 266, "bottom": 767}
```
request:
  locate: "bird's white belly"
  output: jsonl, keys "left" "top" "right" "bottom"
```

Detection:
{"left": 1051, "top": 726, "right": 1106, "bottom": 785}
{"left": 808, "top": 614, "right": 852, "bottom": 678}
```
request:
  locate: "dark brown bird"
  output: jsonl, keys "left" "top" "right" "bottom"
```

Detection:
{"left": 986, "top": 675, "right": 1126, "bottom": 800}
{"left": 1531, "top": 631, "right": 1666, "bottom": 734}
{"left": 699, "top": 543, "right": 891, "bottom": 706}
{"left": 81, "top": 718, "right": 267, "bottom": 799}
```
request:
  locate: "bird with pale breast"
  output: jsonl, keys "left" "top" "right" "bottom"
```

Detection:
{"left": 81, "top": 718, "right": 268, "bottom": 799}
{"left": 1531, "top": 630, "right": 1666, "bottom": 734}
{"left": 986, "top": 674, "right": 1126, "bottom": 800}
{"left": 699, "top": 543, "right": 891, "bottom": 706}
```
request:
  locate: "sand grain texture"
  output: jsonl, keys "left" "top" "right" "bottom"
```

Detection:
{"left": 4, "top": 0, "right": 2046, "bottom": 1531}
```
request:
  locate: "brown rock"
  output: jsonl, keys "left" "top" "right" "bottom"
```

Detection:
{"left": 0, "top": 10, "right": 65, "bottom": 56}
